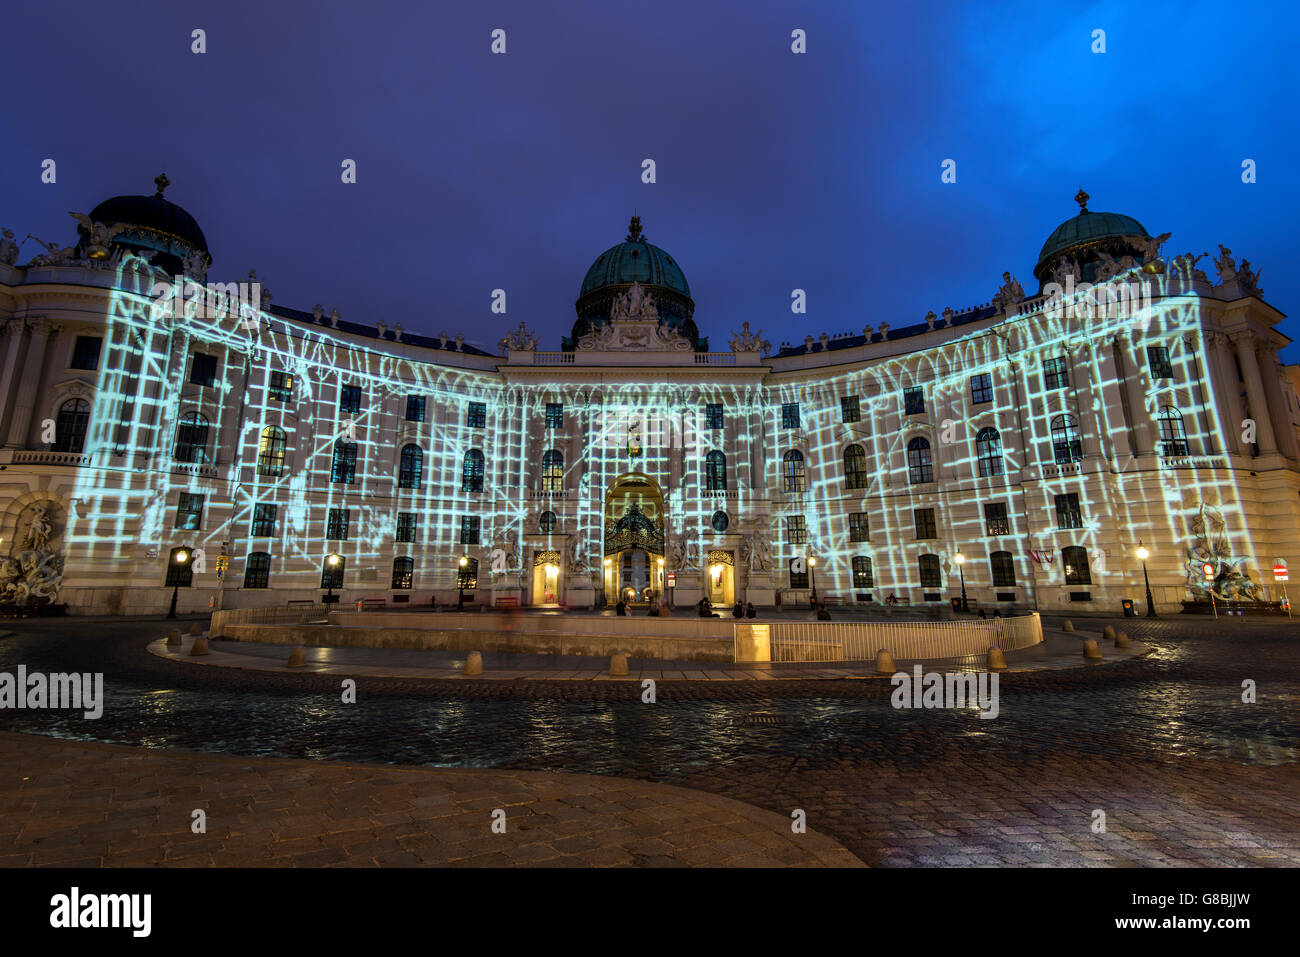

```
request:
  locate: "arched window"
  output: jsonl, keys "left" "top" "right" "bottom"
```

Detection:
{"left": 243, "top": 552, "right": 271, "bottom": 589}
{"left": 844, "top": 444, "right": 868, "bottom": 489}
{"left": 782, "top": 450, "right": 806, "bottom": 493}
{"left": 541, "top": 449, "right": 563, "bottom": 492}
{"left": 1157, "top": 406, "right": 1189, "bottom": 455}
{"left": 457, "top": 557, "right": 479, "bottom": 590}
{"left": 331, "top": 440, "right": 358, "bottom": 484}
{"left": 907, "top": 437, "right": 934, "bottom": 484}
{"left": 462, "top": 449, "right": 485, "bottom": 492}
{"left": 1062, "top": 546, "right": 1091, "bottom": 585}
{"left": 990, "top": 550, "right": 1016, "bottom": 587}
{"left": 975, "top": 427, "right": 1003, "bottom": 477}
{"left": 1050, "top": 414, "right": 1082, "bottom": 465}
{"left": 53, "top": 398, "right": 89, "bottom": 453}
{"left": 397, "top": 444, "right": 423, "bottom": 489}
{"left": 321, "top": 554, "right": 346, "bottom": 589}
{"left": 539, "top": 510, "right": 556, "bottom": 533}
{"left": 705, "top": 450, "right": 727, "bottom": 491}
{"left": 391, "top": 556, "right": 414, "bottom": 590}
{"left": 852, "top": 556, "right": 874, "bottom": 588}
{"left": 173, "top": 412, "right": 209, "bottom": 464}
{"left": 918, "top": 553, "right": 941, "bottom": 588}
{"left": 257, "top": 426, "right": 286, "bottom": 476}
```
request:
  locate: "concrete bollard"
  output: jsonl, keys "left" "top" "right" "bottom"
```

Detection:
{"left": 287, "top": 646, "right": 306, "bottom": 668}
{"left": 1115, "top": 633, "right": 1132, "bottom": 649}
{"left": 187, "top": 623, "right": 202, "bottom": 636}
{"left": 166, "top": 630, "right": 182, "bottom": 646}
{"left": 609, "top": 652, "right": 629, "bottom": 676}
{"left": 189, "top": 636, "right": 209, "bottom": 656}
{"left": 986, "top": 646, "right": 1007, "bottom": 671}
{"left": 875, "top": 648, "right": 896, "bottom": 675}
{"left": 464, "top": 651, "right": 483, "bottom": 676}
{"left": 1102, "top": 625, "right": 1116, "bottom": 640}
{"left": 1115, "top": 630, "right": 1128, "bottom": 644}
{"left": 1082, "top": 639, "right": 1103, "bottom": 660}
{"left": 1062, "top": 620, "right": 1075, "bottom": 633}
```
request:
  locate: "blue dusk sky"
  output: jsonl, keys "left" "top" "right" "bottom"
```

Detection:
{"left": 2, "top": 0, "right": 1296, "bottom": 356}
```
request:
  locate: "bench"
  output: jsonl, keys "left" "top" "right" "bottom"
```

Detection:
{"left": 286, "top": 599, "right": 315, "bottom": 607}
{"left": 494, "top": 596, "right": 520, "bottom": 608}
{"left": 820, "top": 596, "right": 848, "bottom": 606}
{"left": 356, "top": 598, "right": 387, "bottom": 610}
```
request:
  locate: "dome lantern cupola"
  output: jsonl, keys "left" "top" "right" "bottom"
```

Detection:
{"left": 83, "top": 173, "right": 211, "bottom": 274}
{"left": 1032, "top": 189, "right": 1151, "bottom": 289}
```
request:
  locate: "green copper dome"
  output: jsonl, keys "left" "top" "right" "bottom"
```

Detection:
{"left": 579, "top": 218, "right": 691, "bottom": 299}
{"left": 1037, "top": 190, "right": 1148, "bottom": 267}
{"left": 569, "top": 216, "right": 700, "bottom": 351}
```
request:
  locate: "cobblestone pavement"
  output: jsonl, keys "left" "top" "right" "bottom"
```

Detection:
{"left": 1, "top": 614, "right": 1297, "bottom": 867}
{"left": 0, "top": 732, "right": 858, "bottom": 867}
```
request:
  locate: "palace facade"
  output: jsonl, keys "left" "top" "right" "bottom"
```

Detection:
{"left": 2, "top": 181, "right": 1298, "bottom": 616}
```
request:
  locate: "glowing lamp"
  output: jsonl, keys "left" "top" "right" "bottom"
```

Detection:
{"left": 807, "top": 556, "right": 816, "bottom": 567}
{"left": 175, "top": 549, "right": 189, "bottom": 564}
{"left": 327, "top": 553, "right": 340, "bottom": 567}
{"left": 954, "top": 552, "right": 965, "bottom": 565}
{"left": 1136, "top": 546, "right": 1149, "bottom": 561}
{"left": 459, "top": 556, "right": 468, "bottom": 568}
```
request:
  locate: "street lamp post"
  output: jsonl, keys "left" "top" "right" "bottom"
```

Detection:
{"left": 1136, "top": 541, "right": 1158, "bottom": 618}
{"left": 458, "top": 555, "right": 468, "bottom": 610}
{"left": 323, "top": 553, "right": 340, "bottom": 604}
{"left": 954, "top": 552, "right": 968, "bottom": 612}
{"left": 808, "top": 556, "right": 818, "bottom": 606}
{"left": 167, "top": 548, "right": 190, "bottom": 619}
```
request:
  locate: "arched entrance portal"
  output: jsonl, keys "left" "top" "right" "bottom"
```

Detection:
{"left": 602, "top": 474, "right": 666, "bottom": 605}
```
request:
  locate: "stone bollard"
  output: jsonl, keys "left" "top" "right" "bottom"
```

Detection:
{"left": 1062, "top": 620, "right": 1075, "bottom": 633}
{"left": 1082, "top": 639, "right": 1103, "bottom": 660}
{"left": 189, "top": 636, "right": 209, "bottom": 656}
{"left": 166, "top": 630, "right": 182, "bottom": 646}
{"left": 1115, "top": 630, "right": 1128, "bottom": 644}
{"left": 287, "top": 646, "right": 306, "bottom": 668}
{"left": 1115, "top": 633, "right": 1132, "bottom": 649}
{"left": 1102, "top": 625, "right": 1116, "bottom": 640}
{"left": 609, "top": 652, "right": 629, "bottom": 676}
{"left": 875, "top": 648, "right": 896, "bottom": 675}
{"left": 188, "top": 623, "right": 202, "bottom": 636}
{"left": 986, "top": 646, "right": 1007, "bottom": 671}
{"left": 464, "top": 651, "right": 483, "bottom": 676}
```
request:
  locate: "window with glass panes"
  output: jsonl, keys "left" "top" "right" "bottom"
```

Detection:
{"left": 268, "top": 370, "right": 293, "bottom": 401}
{"left": 1043, "top": 355, "right": 1069, "bottom": 390}
{"left": 840, "top": 395, "right": 860, "bottom": 423}
{"left": 786, "top": 515, "right": 807, "bottom": 544}
{"left": 970, "top": 372, "right": 993, "bottom": 404}
{"left": 849, "top": 512, "right": 869, "bottom": 542}
{"left": 70, "top": 335, "right": 102, "bottom": 370}
{"left": 326, "top": 508, "right": 350, "bottom": 540}
{"left": 545, "top": 403, "right": 563, "bottom": 428}
{"left": 914, "top": 508, "right": 937, "bottom": 539}
{"left": 781, "top": 403, "right": 800, "bottom": 429}
{"left": 705, "top": 403, "right": 723, "bottom": 430}
{"left": 1055, "top": 493, "right": 1082, "bottom": 529}
{"left": 243, "top": 552, "right": 271, "bottom": 589}
{"left": 339, "top": 384, "right": 362, "bottom": 414}
{"left": 1147, "top": 345, "right": 1174, "bottom": 379}
{"left": 251, "top": 503, "right": 277, "bottom": 537}
{"left": 175, "top": 493, "right": 204, "bottom": 530}
{"left": 465, "top": 401, "right": 485, "bottom": 427}
{"left": 852, "top": 556, "right": 874, "bottom": 588}
{"left": 903, "top": 386, "right": 925, "bottom": 415}
{"left": 396, "top": 512, "right": 416, "bottom": 543}
{"left": 984, "top": 502, "right": 1010, "bottom": 536}
{"left": 459, "top": 515, "right": 480, "bottom": 545}
{"left": 406, "top": 395, "right": 426, "bottom": 422}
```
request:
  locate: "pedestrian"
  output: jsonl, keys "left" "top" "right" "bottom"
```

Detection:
{"left": 746, "top": 601, "right": 757, "bottom": 619}
{"left": 816, "top": 602, "right": 832, "bottom": 621}
{"left": 616, "top": 598, "right": 627, "bottom": 616}
{"left": 978, "top": 608, "right": 986, "bottom": 619}
{"left": 993, "top": 609, "right": 1002, "bottom": 618}
{"left": 732, "top": 601, "right": 744, "bottom": 619}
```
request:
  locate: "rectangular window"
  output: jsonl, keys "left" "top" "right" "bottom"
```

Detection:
{"left": 330, "top": 442, "right": 358, "bottom": 484}
{"left": 789, "top": 559, "right": 809, "bottom": 590}
{"left": 914, "top": 507, "right": 937, "bottom": 540}
{"left": 840, "top": 395, "right": 860, "bottom": 424}
{"left": 326, "top": 508, "right": 350, "bottom": 541}
{"left": 396, "top": 512, "right": 416, "bottom": 543}
{"left": 990, "top": 552, "right": 1016, "bottom": 588}
{"left": 175, "top": 493, "right": 204, "bottom": 530}
{"left": 465, "top": 401, "right": 486, "bottom": 428}
{"left": 984, "top": 502, "right": 1010, "bottom": 536}
{"left": 391, "top": 558, "right": 414, "bottom": 590}
{"left": 70, "top": 335, "right": 103, "bottom": 370}
{"left": 848, "top": 512, "right": 870, "bottom": 542}
{"left": 786, "top": 515, "right": 807, "bottom": 545}
{"left": 903, "top": 386, "right": 925, "bottom": 415}
{"left": 970, "top": 373, "right": 993, "bottom": 405}
{"left": 406, "top": 395, "right": 427, "bottom": 422}
{"left": 1043, "top": 355, "right": 1069, "bottom": 390}
{"left": 251, "top": 503, "right": 277, "bottom": 537}
{"left": 545, "top": 403, "right": 563, "bottom": 428}
{"left": 781, "top": 402, "right": 800, "bottom": 429}
{"left": 705, "top": 403, "right": 724, "bottom": 430}
{"left": 340, "top": 384, "right": 362, "bottom": 414}
{"left": 268, "top": 370, "right": 293, "bottom": 401}
{"left": 190, "top": 352, "right": 218, "bottom": 387}
{"left": 1055, "top": 492, "right": 1083, "bottom": 529}
{"left": 243, "top": 553, "right": 271, "bottom": 589}
{"left": 852, "top": 556, "right": 874, "bottom": 588}
{"left": 459, "top": 515, "right": 481, "bottom": 545}
{"left": 1147, "top": 346, "right": 1174, "bottom": 379}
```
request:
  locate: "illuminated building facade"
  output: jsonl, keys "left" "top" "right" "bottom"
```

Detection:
{"left": 2, "top": 183, "right": 1299, "bottom": 616}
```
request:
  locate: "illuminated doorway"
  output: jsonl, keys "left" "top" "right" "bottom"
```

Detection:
{"left": 531, "top": 549, "right": 560, "bottom": 606}
{"left": 707, "top": 549, "right": 735, "bottom": 607}
{"left": 603, "top": 474, "right": 665, "bottom": 605}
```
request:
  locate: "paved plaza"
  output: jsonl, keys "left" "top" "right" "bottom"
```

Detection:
{"left": 0, "top": 613, "right": 1297, "bottom": 867}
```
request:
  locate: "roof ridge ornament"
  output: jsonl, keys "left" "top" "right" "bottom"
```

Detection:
{"left": 154, "top": 173, "right": 170, "bottom": 198}
{"left": 1074, "top": 188, "right": 1089, "bottom": 213}
{"left": 626, "top": 215, "right": 645, "bottom": 242}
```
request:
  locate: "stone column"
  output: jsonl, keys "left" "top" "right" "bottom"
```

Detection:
{"left": 6, "top": 318, "right": 53, "bottom": 448}
{"left": 1232, "top": 332, "right": 1277, "bottom": 454}
{"left": 1205, "top": 330, "right": 1245, "bottom": 455}
{"left": 1115, "top": 334, "right": 1154, "bottom": 456}
{"left": 1259, "top": 342, "right": 1300, "bottom": 460}
{"left": 1070, "top": 341, "right": 1112, "bottom": 461}
{"left": 0, "top": 320, "right": 27, "bottom": 445}
{"left": 1181, "top": 331, "right": 1215, "bottom": 456}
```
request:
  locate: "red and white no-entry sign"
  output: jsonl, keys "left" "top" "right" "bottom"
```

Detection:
{"left": 1202, "top": 562, "right": 1215, "bottom": 580}
{"left": 1274, "top": 562, "right": 1289, "bottom": 582}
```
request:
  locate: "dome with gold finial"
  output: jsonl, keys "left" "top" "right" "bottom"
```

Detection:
{"left": 84, "top": 173, "right": 210, "bottom": 273}
{"left": 1033, "top": 189, "right": 1150, "bottom": 287}
{"left": 569, "top": 216, "right": 699, "bottom": 350}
